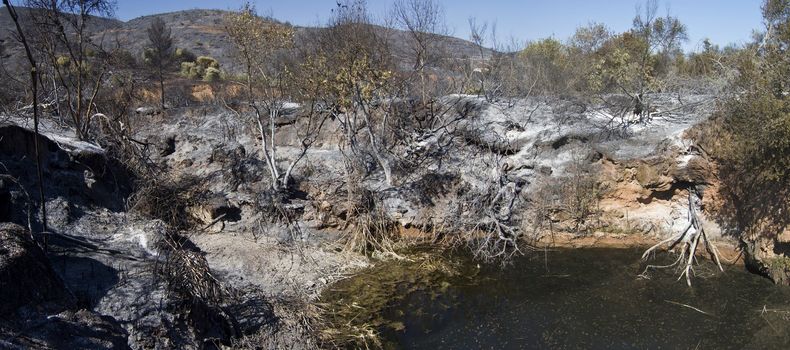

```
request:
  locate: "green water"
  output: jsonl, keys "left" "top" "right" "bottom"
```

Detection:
{"left": 322, "top": 248, "right": 790, "bottom": 349}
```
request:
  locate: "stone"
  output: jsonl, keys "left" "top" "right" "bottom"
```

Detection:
{"left": 673, "top": 156, "right": 713, "bottom": 184}
{"left": 777, "top": 229, "right": 790, "bottom": 244}
{"left": 188, "top": 194, "right": 242, "bottom": 227}
{"left": 135, "top": 106, "right": 159, "bottom": 116}
{"left": 635, "top": 163, "right": 673, "bottom": 191}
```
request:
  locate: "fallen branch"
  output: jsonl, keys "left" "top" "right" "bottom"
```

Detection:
{"left": 201, "top": 213, "right": 227, "bottom": 231}
{"left": 664, "top": 300, "right": 714, "bottom": 317}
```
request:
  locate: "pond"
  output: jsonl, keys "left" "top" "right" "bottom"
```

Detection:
{"left": 320, "top": 247, "right": 790, "bottom": 349}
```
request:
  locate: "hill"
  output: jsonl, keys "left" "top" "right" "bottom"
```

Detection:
{"left": 0, "top": 6, "right": 121, "bottom": 71}
{"left": 0, "top": 7, "right": 493, "bottom": 74}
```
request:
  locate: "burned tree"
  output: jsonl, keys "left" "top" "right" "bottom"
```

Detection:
{"left": 391, "top": 0, "right": 448, "bottom": 102}
{"left": 25, "top": 0, "right": 116, "bottom": 140}
{"left": 3, "top": 0, "right": 48, "bottom": 249}
{"left": 144, "top": 17, "right": 173, "bottom": 110}
{"left": 288, "top": 0, "right": 405, "bottom": 255}
{"left": 224, "top": 2, "right": 320, "bottom": 191}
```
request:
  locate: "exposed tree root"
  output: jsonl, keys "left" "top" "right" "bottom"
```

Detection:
{"left": 468, "top": 175, "right": 537, "bottom": 263}
{"left": 640, "top": 190, "right": 723, "bottom": 286}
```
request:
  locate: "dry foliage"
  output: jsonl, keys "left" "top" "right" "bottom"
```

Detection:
{"left": 529, "top": 155, "right": 606, "bottom": 238}
{"left": 341, "top": 188, "right": 401, "bottom": 257}
{"left": 129, "top": 176, "right": 204, "bottom": 230}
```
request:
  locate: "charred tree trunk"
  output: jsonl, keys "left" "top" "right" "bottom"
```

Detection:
{"left": 4, "top": 0, "right": 48, "bottom": 250}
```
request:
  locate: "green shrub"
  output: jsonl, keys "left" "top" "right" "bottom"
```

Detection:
{"left": 719, "top": 0, "right": 790, "bottom": 186}
{"left": 196, "top": 56, "right": 219, "bottom": 69}
{"left": 203, "top": 67, "right": 221, "bottom": 82}
{"left": 56, "top": 55, "right": 71, "bottom": 67}
{"left": 705, "top": 0, "right": 790, "bottom": 240}
{"left": 179, "top": 56, "right": 222, "bottom": 80}
{"left": 112, "top": 48, "right": 137, "bottom": 68}
{"left": 180, "top": 61, "right": 200, "bottom": 79}
{"left": 142, "top": 47, "right": 155, "bottom": 65}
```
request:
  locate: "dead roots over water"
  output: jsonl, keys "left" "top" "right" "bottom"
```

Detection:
{"left": 471, "top": 217, "right": 525, "bottom": 262}
{"left": 640, "top": 191, "right": 724, "bottom": 286}
{"left": 467, "top": 179, "right": 535, "bottom": 263}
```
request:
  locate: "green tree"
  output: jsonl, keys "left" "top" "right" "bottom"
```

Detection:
{"left": 519, "top": 38, "right": 571, "bottom": 95}
{"left": 631, "top": 0, "right": 688, "bottom": 79}
{"left": 224, "top": 2, "right": 292, "bottom": 103}
{"left": 721, "top": 0, "right": 790, "bottom": 185}
{"left": 224, "top": 2, "right": 307, "bottom": 191}
{"left": 587, "top": 0, "right": 688, "bottom": 121}
{"left": 299, "top": 0, "right": 397, "bottom": 201}
{"left": 569, "top": 22, "right": 611, "bottom": 55}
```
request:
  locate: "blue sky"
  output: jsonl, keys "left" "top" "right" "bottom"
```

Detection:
{"left": 113, "top": 0, "right": 763, "bottom": 52}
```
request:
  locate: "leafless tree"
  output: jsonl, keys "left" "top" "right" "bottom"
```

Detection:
{"left": 467, "top": 17, "right": 489, "bottom": 97}
{"left": 391, "top": 0, "right": 448, "bottom": 102}
{"left": 467, "top": 17, "right": 514, "bottom": 102}
{"left": 25, "top": 0, "right": 117, "bottom": 140}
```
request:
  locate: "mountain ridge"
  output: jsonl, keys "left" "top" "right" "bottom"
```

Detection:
{"left": 0, "top": 7, "right": 493, "bottom": 74}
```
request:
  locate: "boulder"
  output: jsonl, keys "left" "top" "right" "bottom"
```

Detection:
{"left": 135, "top": 106, "right": 160, "bottom": 116}
{"left": 635, "top": 162, "right": 673, "bottom": 191}
{"left": 673, "top": 156, "right": 714, "bottom": 184}
{"left": 188, "top": 194, "right": 242, "bottom": 229}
